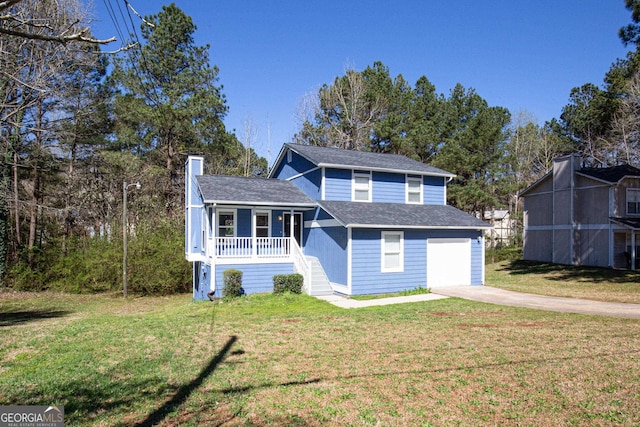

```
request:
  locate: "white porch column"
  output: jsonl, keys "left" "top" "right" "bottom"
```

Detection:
{"left": 632, "top": 231, "right": 636, "bottom": 270}
{"left": 608, "top": 224, "right": 613, "bottom": 268}
{"left": 251, "top": 209, "right": 257, "bottom": 258}
{"left": 289, "top": 209, "right": 294, "bottom": 254}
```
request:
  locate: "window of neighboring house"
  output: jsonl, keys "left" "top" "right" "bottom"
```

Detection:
{"left": 628, "top": 189, "right": 640, "bottom": 215}
{"left": 353, "top": 171, "right": 372, "bottom": 202}
{"left": 407, "top": 176, "right": 423, "bottom": 204}
{"left": 381, "top": 231, "right": 404, "bottom": 272}
{"left": 217, "top": 211, "right": 236, "bottom": 237}
{"left": 255, "top": 212, "right": 270, "bottom": 237}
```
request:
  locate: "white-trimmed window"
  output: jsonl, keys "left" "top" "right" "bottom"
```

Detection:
{"left": 406, "top": 176, "right": 423, "bottom": 204}
{"left": 381, "top": 231, "right": 404, "bottom": 272}
{"left": 217, "top": 210, "right": 236, "bottom": 237}
{"left": 353, "top": 171, "right": 372, "bottom": 202}
{"left": 255, "top": 212, "right": 270, "bottom": 237}
{"left": 628, "top": 189, "right": 640, "bottom": 215}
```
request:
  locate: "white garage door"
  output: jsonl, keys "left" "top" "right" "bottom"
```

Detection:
{"left": 427, "top": 238, "right": 471, "bottom": 287}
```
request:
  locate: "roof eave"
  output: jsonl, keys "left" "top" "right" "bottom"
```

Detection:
{"left": 203, "top": 199, "right": 316, "bottom": 208}
{"left": 317, "top": 162, "right": 456, "bottom": 178}
{"left": 518, "top": 171, "right": 552, "bottom": 197}
{"left": 575, "top": 172, "right": 615, "bottom": 185}
{"left": 345, "top": 224, "right": 493, "bottom": 230}
{"left": 267, "top": 144, "right": 291, "bottom": 178}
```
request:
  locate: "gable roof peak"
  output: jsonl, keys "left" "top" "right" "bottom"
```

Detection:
{"left": 279, "top": 143, "right": 455, "bottom": 177}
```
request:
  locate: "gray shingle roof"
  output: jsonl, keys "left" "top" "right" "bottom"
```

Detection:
{"left": 318, "top": 200, "right": 491, "bottom": 229}
{"left": 196, "top": 175, "right": 315, "bottom": 206}
{"left": 579, "top": 164, "right": 640, "bottom": 183}
{"left": 285, "top": 143, "right": 455, "bottom": 177}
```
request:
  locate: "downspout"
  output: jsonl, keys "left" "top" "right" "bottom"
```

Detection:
{"left": 552, "top": 166, "right": 555, "bottom": 263}
{"left": 609, "top": 187, "right": 614, "bottom": 268}
{"left": 445, "top": 176, "right": 453, "bottom": 205}
{"left": 632, "top": 232, "right": 636, "bottom": 271}
{"left": 570, "top": 155, "right": 575, "bottom": 265}
{"left": 480, "top": 232, "right": 485, "bottom": 285}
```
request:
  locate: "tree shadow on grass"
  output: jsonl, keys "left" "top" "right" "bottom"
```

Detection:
{"left": 0, "top": 309, "right": 72, "bottom": 327}
{"left": 498, "top": 259, "right": 640, "bottom": 284}
{"left": 134, "top": 335, "right": 238, "bottom": 427}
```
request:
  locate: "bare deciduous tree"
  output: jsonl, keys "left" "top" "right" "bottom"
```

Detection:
{"left": 610, "top": 72, "right": 640, "bottom": 165}
{"left": 0, "top": 0, "right": 114, "bottom": 44}
{"left": 318, "top": 67, "right": 387, "bottom": 150}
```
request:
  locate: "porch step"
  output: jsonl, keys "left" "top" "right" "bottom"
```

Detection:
{"left": 305, "top": 256, "right": 333, "bottom": 296}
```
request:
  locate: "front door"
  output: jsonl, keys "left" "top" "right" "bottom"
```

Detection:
{"left": 283, "top": 213, "right": 302, "bottom": 246}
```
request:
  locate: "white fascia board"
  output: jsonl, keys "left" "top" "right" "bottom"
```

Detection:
{"left": 204, "top": 200, "right": 316, "bottom": 209}
{"left": 305, "top": 219, "right": 343, "bottom": 228}
{"left": 346, "top": 224, "right": 493, "bottom": 230}
{"left": 267, "top": 145, "right": 290, "bottom": 178}
{"left": 284, "top": 166, "right": 321, "bottom": 181}
{"left": 317, "top": 163, "right": 455, "bottom": 178}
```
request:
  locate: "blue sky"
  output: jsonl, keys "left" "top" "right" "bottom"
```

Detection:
{"left": 92, "top": 1, "right": 633, "bottom": 163}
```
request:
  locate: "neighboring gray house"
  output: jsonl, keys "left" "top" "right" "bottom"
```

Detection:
{"left": 185, "top": 143, "right": 491, "bottom": 300}
{"left": 520, "top": 154, "right": 640, "bottom": 269}
{"left": 483, "top": 209, "right": 515, "bottom": 247}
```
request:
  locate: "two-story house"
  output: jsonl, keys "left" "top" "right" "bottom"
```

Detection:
{"left": 520, "top": 154, "right": 640, "bottom": 270}
{"left": 185, "top": 143, "right": 490, "bottom": 300}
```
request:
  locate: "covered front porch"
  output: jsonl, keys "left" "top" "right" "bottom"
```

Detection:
{"left": 611, "top": 218, "right": 640, "bottom": 269}
{"left": 203, "top": 206, "right": 332, "bottom": 296}
{"left": 206, "top": 206, "right": 306, "bottom": 259}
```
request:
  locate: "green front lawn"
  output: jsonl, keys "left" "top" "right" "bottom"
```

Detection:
{"left": 1, "top": 279, "right": 639, "bottom": 426}
{"left": 487, "top": 260, "right": 640, "bottom": 304}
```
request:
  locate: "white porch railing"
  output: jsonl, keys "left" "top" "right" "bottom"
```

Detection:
{"left": 214, "top": 237, "right": 291, "bottom": 258}
{"left": 290, "top": 238, "right": 312, "bottom": 294}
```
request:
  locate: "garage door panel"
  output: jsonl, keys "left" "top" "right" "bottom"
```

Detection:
{"left": 427, "top": 238, "right": 471, "bottom": 287}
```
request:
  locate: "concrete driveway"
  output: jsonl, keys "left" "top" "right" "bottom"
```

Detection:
{"left": 430, "top": 286, "right": 640, "bottom": 319}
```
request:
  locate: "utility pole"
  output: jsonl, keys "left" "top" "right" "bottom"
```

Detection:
{"left": 123, "top": 181, "right": 140, "bottom": 297}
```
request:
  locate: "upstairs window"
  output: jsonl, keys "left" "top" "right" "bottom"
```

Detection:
{"left": 407, "top": 176, "right": 423, "bottom": 204}
{"left": 628, "top": 189, "right": 640, "bottom": 215}
{"left": 218, "top": 211, "right": 236, "bottom": 237}
{"left": 353, "top": 171, "right": 371, "bottom": 202}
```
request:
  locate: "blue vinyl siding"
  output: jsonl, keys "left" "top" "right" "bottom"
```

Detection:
{"left": 350, "top": 229, "right": 425, "bottom": 295}
{"left": 324, "top": 168, "right": 351, "bottom": 201}
{"left": 305, "top": 220, "right": 348, "bottom": 285}
{"left": 372, "top": 172, "right": 404, "bottom": 203}
{"left": 350, "top": 228, "right": 483, "bottom": 295}
{"left": 271, "top": 149, "right": 317, "bottom": 180}
{"left": 187, "top": 204, "right": 203, "bottom": 254}
{"left": 198, "top": 262, "right": 294, "bottom": 299}
{"left": 291, "top": 168, "right": 321, "bottom": 200}
{"left": 271, "top": 210, "right": 286, "bottom": 237}
{"left": 192, "top": 261, "right": 212, "bottom": 300}
{"left": 424, "top": 176, "right": 445, "bottom": 205}
{"left": 470, "top": 232, "right": 483, "bottom": 283}
{"left": 237, "top": 209, "right": 252, "bottom": 237}
{"left": 185, "top": 157, "right": 204, "bottom": 256}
